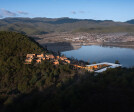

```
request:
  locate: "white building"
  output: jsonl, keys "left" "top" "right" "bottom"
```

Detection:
{"left": 86, "top": 62, "right": 122, "bottom": 73}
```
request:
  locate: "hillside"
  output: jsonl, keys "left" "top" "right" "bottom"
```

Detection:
{"left": 0, "top": 17, "right": 133, "bottom": 35}
{"left": 2, "top": 67, "right": 134, "bottom": 112}
{"left": 73, "top": 25, "right": 134, "bottom": 33}
{"left": 0, "top": 31, "right": 75, "bottom": 95}
{"left": 0, "top": 32, "right": 44, "bottom": 93}
{"left": 1, "top": 32, "right": 134, "bottom": 112}
{"left": 126, "top": 19, "right": 134, "bottom": 24}
{"left": 0, "top": 31, "right": 44, "bottom": 57}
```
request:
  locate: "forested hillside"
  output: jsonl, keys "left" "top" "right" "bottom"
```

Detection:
{"left": 1, "top": 32, "right": 134, "bottom": 112}
{"left": 0, "top": 31, "right": 44, "bottom": 57}
{"left": 2, "top": 67, "right": 134, "bottom": 112}
{"left": 0, "top": 32, "right": 76, "bottom": 95}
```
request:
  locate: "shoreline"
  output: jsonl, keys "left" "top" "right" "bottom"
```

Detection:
{"left": 32, "top": 34, "right": 134, "bottom": 52}
{"left": 38, "top": 42, "right": 134, "bottom": 53}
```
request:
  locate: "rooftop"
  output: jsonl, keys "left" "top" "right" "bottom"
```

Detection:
{"left": 86, "top": 62, "right": 122, "bottom": 73}
{"left": 86, "top": 62, "right": 121, "bottom": 67}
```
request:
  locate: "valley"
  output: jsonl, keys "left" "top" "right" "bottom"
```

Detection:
{"left": 33, "top": 32, "right": 134, "bottom": 52}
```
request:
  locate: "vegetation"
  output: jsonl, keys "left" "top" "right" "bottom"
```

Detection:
{"left": 0, "top": 17, "right": 134, "bottom": 35}
{"left": 73, "top": 26, "right": 134, "bottom": 33}
{"left": 2, "top": 67, "right": 134, "bottom": 112}
{"left": 115, "top": 60, "right": 120, "bottom": 64}
{"left": 0, "top": 31, "right": 77, "bottom": 94}
{"left": 1, "top": 31, "right": 134, "bottom": 112}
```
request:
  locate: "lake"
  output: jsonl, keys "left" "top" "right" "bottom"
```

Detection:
{"left": 61, "top": 45, "right": 134, "bottom": 67}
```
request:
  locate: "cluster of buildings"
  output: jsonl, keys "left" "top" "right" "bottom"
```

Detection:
{"left": 25, "top": 53, "right": 121, "bottom": 73}
{"left": 37, "top": 32, "right": 134, "bottom": 49}
{"left": 25, "top": 53, "right": 70, "bottom": 65}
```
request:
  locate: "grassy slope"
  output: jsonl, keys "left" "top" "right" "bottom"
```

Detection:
{"left": 73, "top": 25, "right": 134, "bottom": 33}
{"left": 0, "top": 18, "right": 133, "bottom": 35}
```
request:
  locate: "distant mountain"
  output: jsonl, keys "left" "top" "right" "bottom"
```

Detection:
{"left": 126, "top": 19, "right": 134, "bottom": 24}
{"left": 0, "top": 17, "right": 134, "bottom": 35}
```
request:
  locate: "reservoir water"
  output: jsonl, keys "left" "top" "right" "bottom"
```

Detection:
{"left": 61, "top": 45, "right": 134, "bottom": 67}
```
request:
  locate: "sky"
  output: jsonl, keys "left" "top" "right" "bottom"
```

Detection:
{"left": 0, "top": 0, "right": 134, "bottom": 22}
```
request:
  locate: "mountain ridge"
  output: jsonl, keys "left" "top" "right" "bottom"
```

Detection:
{"left": 0, "top": 17, "right": 134, "bottom": 35}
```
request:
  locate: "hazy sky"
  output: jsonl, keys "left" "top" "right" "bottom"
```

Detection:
{"left": 0, "top": 0, "right": 134, "bottom": 21}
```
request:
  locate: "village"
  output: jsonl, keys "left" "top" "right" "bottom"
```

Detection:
{"left": 33, "top": 32, "right": 134, "bottom": 52}
{"left": 25, "top": 53, "right": 121, "bottom": 73}
{"left": 25, "top": 53, "right": 71, "bottom": 65}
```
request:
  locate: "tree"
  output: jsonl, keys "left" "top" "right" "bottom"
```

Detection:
{"left": 115, "top": 60, "right": 120, "bottom": 64}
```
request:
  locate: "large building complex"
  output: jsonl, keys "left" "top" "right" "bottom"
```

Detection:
{"left": 86, "top": 62, "right": 122, "bottom": 73}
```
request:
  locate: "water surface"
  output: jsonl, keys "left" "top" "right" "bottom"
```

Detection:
{"left": 62, "top": 45, "right": 134, "bottom": 67}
